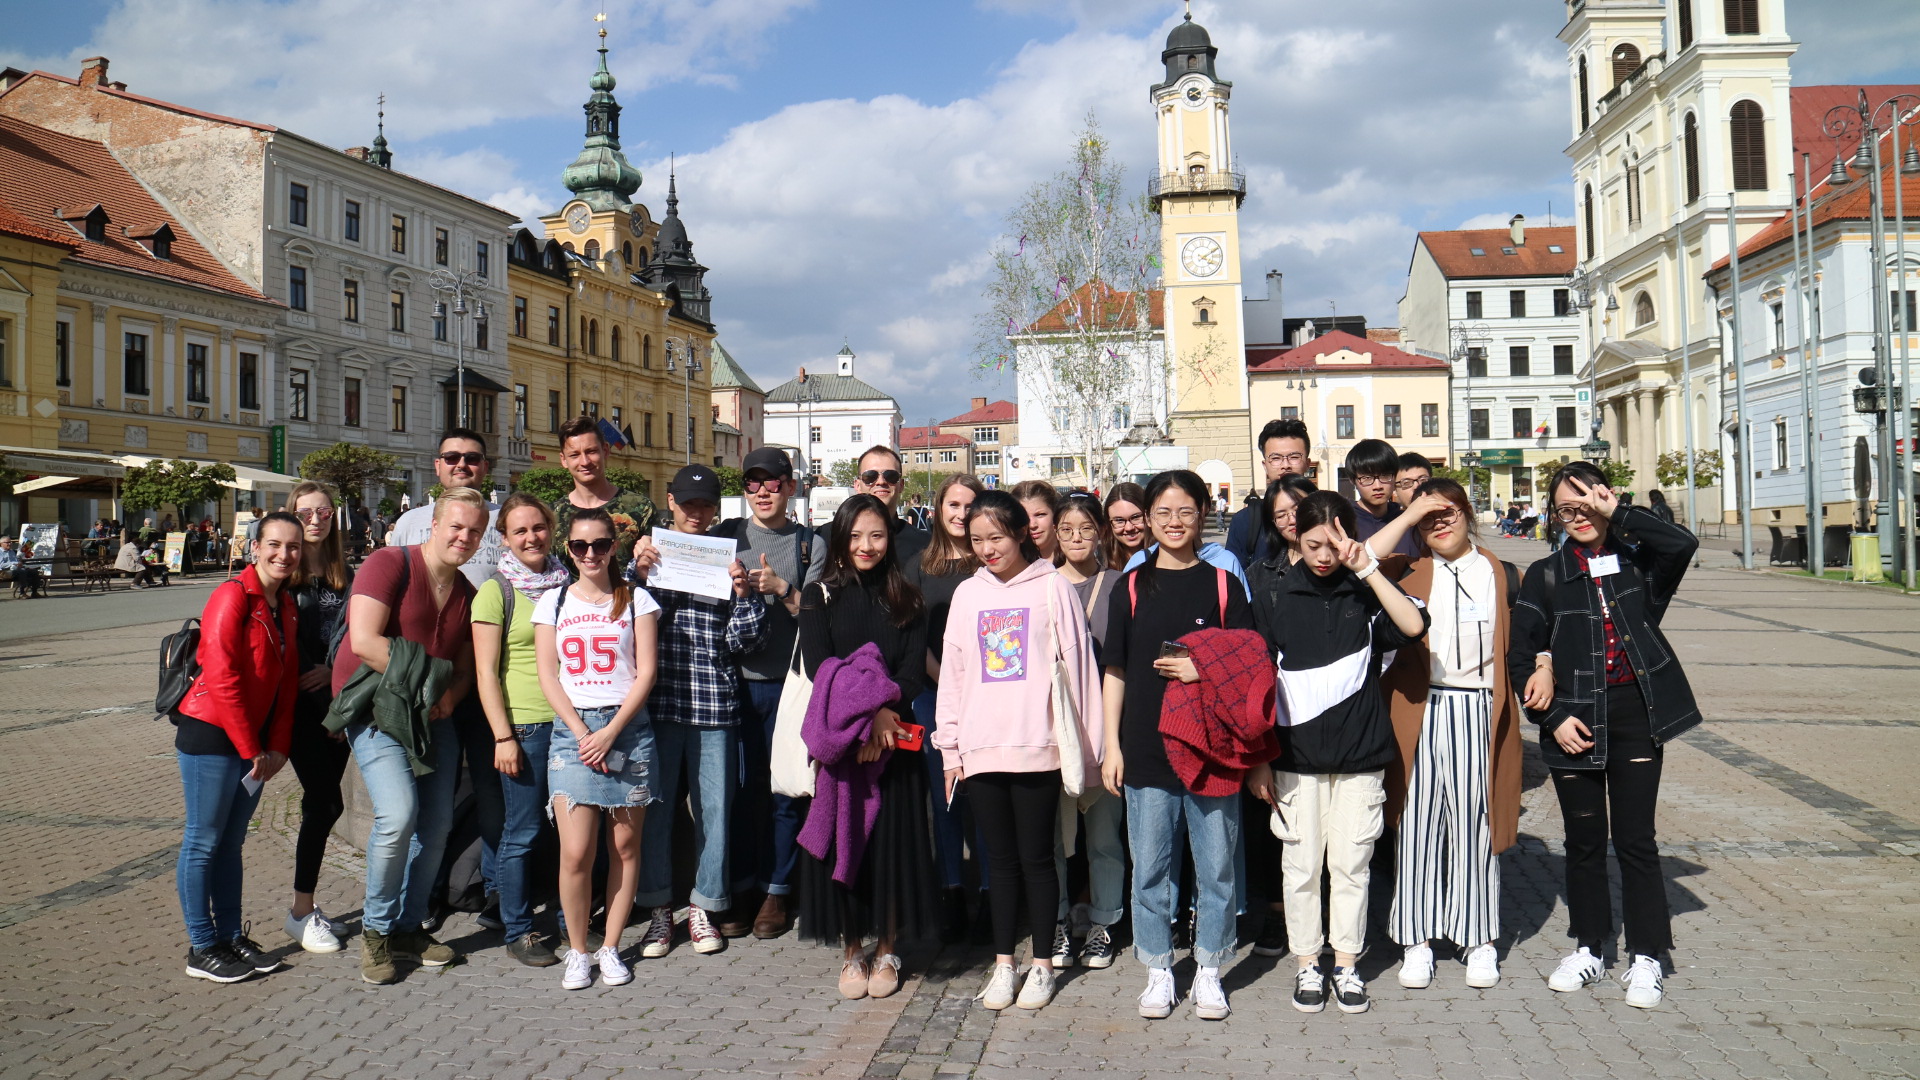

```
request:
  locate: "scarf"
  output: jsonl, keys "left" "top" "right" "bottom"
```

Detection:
{"left": 496, "top": 549, "right": 571, "bottom": 599}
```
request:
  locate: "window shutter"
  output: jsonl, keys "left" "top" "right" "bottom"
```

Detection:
{"left": 1578, "top": 56, "right": 1590, "bottom": 131}
{"left": 1684, "top": 114, "right": 1701, "bottom": 203}
{"left": 1678, "top": 0, "right": 1695, "bottom": 49}
{"left": 1730, "top": 101, "right": 1766, "bottom": 191}
{"left": 1723, "top": 0, "right": 1758, "bottom": 35}
{"left": 1611, "top": 44, "right": 1641, "bottom": 87}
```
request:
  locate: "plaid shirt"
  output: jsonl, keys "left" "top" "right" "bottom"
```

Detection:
{"left": 1571, "top": 544, "right": 1635, "bottom": 685}
{"left": 648, "top": 585, "right": 769, "bottom": 727}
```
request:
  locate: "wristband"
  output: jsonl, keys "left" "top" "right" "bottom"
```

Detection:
{"left": 1354, "top": 554, "right": 1380, "bottom": 581}
{"left": 494, "top": 734, "right": 516, "bottom": 744}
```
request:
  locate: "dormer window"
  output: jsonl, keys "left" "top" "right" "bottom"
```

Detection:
{"left": 60, "top": 204, "right": 111, "bottom": 242}
{"left": 134, "top": 223, "right": 175, "bottom": 260}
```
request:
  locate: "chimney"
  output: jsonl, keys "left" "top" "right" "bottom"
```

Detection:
{"left": 970, "top": 397, "right": 986, "bottom": 411}
{"left": 344, "top": 147, "right": 371, "bottom": 162}
{"left": 79, "top": 57, "right": 110, "bottom": 87}
{"left": 797, "top": 366, "right": 808, "bottom": 380}
{"left": 1266, "top": 269, "right": 1283, "bottom": 304}
{"left": 1509, "top": 214, "right": 1526, "bottom": 247}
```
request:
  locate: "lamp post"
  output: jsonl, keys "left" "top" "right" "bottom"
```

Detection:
{"left": 801, "top": 373, "right": 820, "bottom": 487}
{"left": 1451, "top": 320, "right": 1487, "bottom": 510}
{"left": 665, "top": 337, "right": 704, "bottom": 465}
{"left": 429, "top": 268, "right": 490, "bottom": 431}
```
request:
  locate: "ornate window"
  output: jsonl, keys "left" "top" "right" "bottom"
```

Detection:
{"left": 1611, "top": 43, "right": 1641, "bottom": 87}
{"left": 1634, "top": 291, "right": 1656, "bottom": 327}
{"left": 1730, "top": 101, "right": 1767, "bottom": 190}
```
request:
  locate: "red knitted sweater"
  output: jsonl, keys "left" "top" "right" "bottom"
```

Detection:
{"left": 1159, "top": 628, "right": 1279, "bottom": 796}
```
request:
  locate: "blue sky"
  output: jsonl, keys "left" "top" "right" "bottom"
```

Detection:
{"left": 5, "top": 0, "right": 1918, "bottom": 427}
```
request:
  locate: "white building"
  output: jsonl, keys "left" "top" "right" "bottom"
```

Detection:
{"left": 762, "top": 345, "right": 901, "bottom": 482}
{"left": 1400, "top": 220, "right": 1587, "bottom": 507}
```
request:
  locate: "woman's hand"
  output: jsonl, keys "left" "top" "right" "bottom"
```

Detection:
{"left": 249, "top": 751, "right": 286, "bottom": 783}
{"left": 298, "top": 666, "right": 331, "bottom": 693}
{"left": 1245, "top": 761, "right": 1276, "bottom": 807}
{"left": 1331, "top": 518, "right": 1373, "bottom": 573}
{"left": 494, "top": 736, "right": 525, "bottom": 778}
{"left": 943, "top": 767, "right": 962, "bottom": 806}
{"left": 1152, "top": 655, "right": 1200, "bottom": 683}
{"left": 628, "top": 536, "right": 661, "bottom": 582}
{"left": 578, "top": 725, "right": 615, "bottom": 771}
{"left": 1562, "top": 476, "right": 1618, "bottom": 521}
{"left": 1406, "top": 491, "right": 1457, "bottom": 524}
{"left": 1101, "top": 747, "right": 1125, "bottom": 796}
{"left": 1523, "top": 666, "right": 1555, "bottom": 710}
{"left": 858, "top": 707, "right": 905, "bottom": 764}
{"left": 1553, "top": 717, "right": 1595, "bottom": 755}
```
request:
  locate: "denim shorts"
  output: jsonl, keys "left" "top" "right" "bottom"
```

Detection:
{"left": 549, "top": 705, "right": 655, "bottom": 815}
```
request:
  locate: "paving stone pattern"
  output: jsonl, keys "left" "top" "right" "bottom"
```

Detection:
{"left": 0, "top": 555, "right": 1916, "bottom": 1079}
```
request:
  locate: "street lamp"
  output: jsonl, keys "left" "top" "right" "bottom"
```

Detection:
{"left": 665, "top": 337, "right": 704, "bottom": 465}
{"left": 1451, "top": 320, "right": 1486, "bottom": 508}
{"left": 429, "top": 268, "right": 490, "bottom": 430}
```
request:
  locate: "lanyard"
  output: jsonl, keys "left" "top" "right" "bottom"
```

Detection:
{"left": 1440, "top": 558, "right": 1486, "bottom": 679}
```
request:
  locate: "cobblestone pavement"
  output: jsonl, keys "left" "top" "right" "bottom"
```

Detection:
{"left": 1, "top": 544, "right": 1916, "bottom": 1080}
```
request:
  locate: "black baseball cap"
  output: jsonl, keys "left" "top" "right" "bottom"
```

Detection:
{"left": 742, "top": 447, "right": 794, "bottom": 479}
{"left": 668, "top": 465, "right": 722, "bottom": 504}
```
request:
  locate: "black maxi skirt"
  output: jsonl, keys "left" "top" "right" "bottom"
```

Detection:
{"left": 796, "top": 745, "right": 941, "bottom": 949}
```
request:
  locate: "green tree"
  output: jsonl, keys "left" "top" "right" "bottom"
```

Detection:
{"left": 827, "top": 460, "right": 861, "bottom": 488}
{"left": 1534, "top": 456, "right": 1636, "bottom": 495}
{"left": 605, "top": 468, "right": 652, "bottom": 499}
{"left": 298, "top": 442, "right": 398, "bottom": 502}
{"left": 1655, "top": 449, "right": 1722, "bottom": 489}
{"left": 512, "top": 467, "right": 573, "bottom": 503}
{"left": 121, "top": 459, "right": 236, "bottom": 524}
{"left": 0, "top": 464, "right": 23, "bottom": 496}
{"left": 713, "top": 465, "right": 744, "bottom": 496}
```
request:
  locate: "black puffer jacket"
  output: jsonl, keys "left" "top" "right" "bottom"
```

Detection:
{"left": 1507, "top": 503, "right": 1699, "bottom": 770}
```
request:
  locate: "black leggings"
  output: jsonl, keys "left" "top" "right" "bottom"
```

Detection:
{"left": 968, "top": 770, "right": 1061, "bottom": 958}
{"left": 288, "top": 691, "right": 350, "bottom": 896}
{"left": 1552, "top": 682, "right": 1671, "bottom": 958}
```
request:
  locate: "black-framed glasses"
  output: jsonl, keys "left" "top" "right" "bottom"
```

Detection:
{"left": 859, "top": 469, "right": 903, "bottom": 485}
{"left": 567, "top": 537, "right": 615, "bottom": 557}
{"left": 1354, "top": 473, "right": 1392, "bottom": 487}
{"left": 1553, "top": 506, "right": 1594, "bottom": 523}
{"left": 438, "top": 451, "right": 486, "bottom": 467}
{"left": 1420, "top": 508, "right": 1463, "bottom": 527}
{"left": 1392, "top": 477, "right": 1428, "bottom": 490}
{"left": 294, "top": 507, "right": 335, "bottom": 523}
{"left": 1110, "top": 511, "right": 1146, "bottom": 528}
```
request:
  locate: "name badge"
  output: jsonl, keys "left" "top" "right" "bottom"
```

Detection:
{"left": 1460, "top": 601, "right": 1490, "bottom": 623}
{"left": 1587, "top": 554, "right": 1621, "bottom": 578}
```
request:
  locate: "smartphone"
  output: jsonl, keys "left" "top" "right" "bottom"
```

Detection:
{"left": 893, "top": 722, "right": 926, "bottom": 752}
{"left": 1159, "top": 641, "right": 1192, "bottom": 660}
{"left": 601, "top": 749, "right": 628, "bottom": 773}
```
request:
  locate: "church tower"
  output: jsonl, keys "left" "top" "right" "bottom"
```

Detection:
{"left": 1151, "top": 10, "right": 1252, "bottom": 497}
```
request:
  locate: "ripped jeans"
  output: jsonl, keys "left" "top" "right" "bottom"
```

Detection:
{"left": 1552, "top": 682, "right": 1670, "bottom": 958}
{"left": 548, "top": 706, "right": 656, "bottom": 815}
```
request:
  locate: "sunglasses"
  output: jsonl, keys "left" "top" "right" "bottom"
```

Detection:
{"left": 744, "top": 477, "right": 785, "bottom": 493}
{"left": 859, "top": 469, "right": 903, "bottom": 485}
{"left": 438, "top": 451, "right": 486, "bottom": 467}
{"left": 567, "top": 537, "right": 615, "bottom": 558}
{"left": 294, "top": 507, "right": 336, "bottom": 523}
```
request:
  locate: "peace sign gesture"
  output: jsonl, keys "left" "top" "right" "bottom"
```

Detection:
{"left": 1561, "top": 475, "right": 1618, "bottom": 521}
{"left": 1330, "top": 517, "right": 1372, "bottom": 573}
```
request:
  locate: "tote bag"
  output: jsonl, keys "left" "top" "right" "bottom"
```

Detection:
{"left": 1046, "top": 579, "right": 1087, "bottom": 798}
{"left": 770, "top": 584, "right": 828, "bottom": 798}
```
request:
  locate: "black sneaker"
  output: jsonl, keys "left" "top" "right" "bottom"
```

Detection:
{"left": 185, "top": 943, "right": 255, "bottom": 983}
{"left": 226, "top": 925, "right": 284, "bottom": 973}
{"left": 1331, "top": 966, "right": 1370, "bottom": 1014}
{"left": 506, "top": 932, "right": 559, "bottom": 968}
{"left": 476, "top": 893, "right": 504, "bottom": 932}
{"left": 1292, "top": 964, "right": 1328, "bottom": 1013}
{"left": 1080, "top": 923, "right": 1117, "bottom": 969}
{"left": 1252, "top": 907, "right": 1288, "bottom": 957}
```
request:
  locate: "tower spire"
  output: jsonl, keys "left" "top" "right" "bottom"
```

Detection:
{"left": 371, "top": 92, "right": 392, "bottom": 169}
{"left": 561, "top": 12, "right": 642, "bottom": 210}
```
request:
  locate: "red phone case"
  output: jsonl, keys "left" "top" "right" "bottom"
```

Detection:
{"left": 894, "top": 722, "right": 925, "bottom": 751}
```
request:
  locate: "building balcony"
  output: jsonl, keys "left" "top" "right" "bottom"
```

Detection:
{"left": 1149, "top": 169, "right": 1247, "bottom": 206}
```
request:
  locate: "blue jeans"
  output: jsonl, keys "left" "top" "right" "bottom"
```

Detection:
{"left": 350, "top": 717, "right": 461, "bottom": 935}
{"left": 917, "top": 688, "right": 968, "bottom": 891}
{"left": 176, "top": 751, "right": 263, "bottom": 950}
{"left": 735, "top": 679, "right": 805, "bottom": 896}
{"left": 496, "top": 722, "right": 552, "bottom": 941}
{"left": 1125, "top": 784, "right": 1241, "bottom": 969}
{"left": 637, "top": 720, "right": 736, "bottom": 911}
{"left": 1056, "top": 787, "right": 1128, "bottom": 925}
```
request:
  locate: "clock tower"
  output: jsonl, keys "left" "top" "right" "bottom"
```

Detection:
{"left": 1151, "top": 10, "right": 1252, "bottom": 497}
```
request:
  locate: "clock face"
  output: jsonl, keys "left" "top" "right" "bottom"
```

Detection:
{"left": 564, "top": 204, "right": 591, "bottom": 235}
{"left": 1185, "top": 84, "right": 1204, "bottom": 104}
{"left": 628, "top": 211, "right": 645, "bottom": 236}
{"left": 1181, "top": 236, "right": 1225, "bottom": 279}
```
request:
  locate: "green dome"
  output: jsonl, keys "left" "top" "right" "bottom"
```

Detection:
{"left": 562, "top": 46, "right": 641, "bottom": 211}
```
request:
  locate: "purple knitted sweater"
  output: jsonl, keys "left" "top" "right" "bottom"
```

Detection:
{"left": 797, "top": 642, "right": 902, "bottom": 887}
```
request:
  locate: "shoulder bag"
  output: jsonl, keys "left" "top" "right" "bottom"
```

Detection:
{"left": 770, "top": 583, "right": 829, "bottom": 798}
{"left": 1046, "top": 578, "right": 1087, "bottom": 798}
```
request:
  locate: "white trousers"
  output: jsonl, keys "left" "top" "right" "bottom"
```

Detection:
{"left": 1389, "top": 687, "right": 1500, "bottom": 948}
{"left": 1275, "top": 769, "right": 1386, "bottom": 958}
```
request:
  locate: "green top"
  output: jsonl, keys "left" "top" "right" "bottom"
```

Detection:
{"left": 551, "top": 486, "right": 657, "bottom": 581}
{"left": 471, "top": 578, "right": 551, "bottom": 727}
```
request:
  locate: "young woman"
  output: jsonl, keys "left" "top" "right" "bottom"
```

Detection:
{"left": 1049, "top": 492, "right": 1127, "bottom": 970}
{"left": 1101, "top": 470, "right": 1254, "bottom": 1022}
{"left": 796, "top": 494, "right": 935, "bottom": 1001}
{"left": 1363, "top": 480, "right": 1524, "bottom": 992}
{"left": 1246, "top": 492, "right": 1426, "bottom": 1016}
{"left": 473, "top": 493, "right": 573, "bottom": 968}
{"left": 281, "top": 482, "right": 352, "bottom": 954}
{"left": 1103, "top": 483, "right": 1150, "bottom": 570}
{"left": 533, "top": 507, "right": 662, "bottom": 991}
{"left": 1011, "top": 480, "right": 1061, "bottom": 563}
{"left": 904, "top": 473, "right": 986, "bottom": 940}
{"left": 936, "top": 492, "right": 1102, "bottom": 1011}
{"left": 171, "top": 512, "right": 303, "bottom": 982}
{"left": 1511, "top": 461, "right": 1700, "bottom": 1009}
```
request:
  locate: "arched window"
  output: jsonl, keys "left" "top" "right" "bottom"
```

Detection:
{"left": 1611, "top": 43, "right": 1641, "bottom": 86}
{"left": 643, "top": 334, "right": 652, "bottom": 369}
{"left": 584, "top": 239, "right": 600, "bottom": 261}
{"left": 1625, "top": 155, "right": 1642, "bottom": 226}
{"left": 1577, "top": 56, "right": 1590, "bottom": 131}
{"left": 611, "top": 326, "right": 622, "bottom": 363}
{"left": 1634, "top": 292, "right": 1656, "bottom": 327}
{"left": 1730, "top": 100, "right": 1767, "bottom": 190}
{"left": 1678, "top": 0, "right": 1695, "bottom": 49}
{"left": 588, "top": 318, "right": 599, "bottom": 355}
{"left": 1583, "top": 184, "right": 1596, "bottom": 261}
{"left": 1684, "top": 113, "right": 1701, "bottom": 203}
{"left": 1723, "top": 0, "right": 1758, "bottom": 35}
{"left": 637, "top": 247, "right": 649, "bottom": 267}
{"left": 621, "top": 241, "right": 633, "bottom": 266}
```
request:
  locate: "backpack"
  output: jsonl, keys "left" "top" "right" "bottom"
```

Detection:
{"left": 155, "top": 617, "right": 203, "bottom": 715}
{"left": 325, "top": 546, "right": 412, "bottom": 667}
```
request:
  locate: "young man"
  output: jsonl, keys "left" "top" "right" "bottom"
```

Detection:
{"left": 1225, "top": 419, "right": 1312, "bottom": 567}
{"left": 551, "top": 413, "right": 657, "bottom": 580}
{"left": 710, "top": 448, "right": 809, "bottom": 938}
{"left": 631, "top": 465, "right": 767, "bottom": 958}
{"left": 1345, "top": 439, "right": 1418, "bottom": 557}
{"left": 802, "top": 444, "right": 929, "bottom": 582}
{"left": 1392, "top": 451, "right": 1433, "bottom": 510}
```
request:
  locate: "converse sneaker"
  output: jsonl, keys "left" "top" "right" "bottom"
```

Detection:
{"left": 1138, "top": 966, "right": 1177, "bottom": 1019}
{"left": 1049, "top": 921, "right": 1075, "bottom": 968}
{"left": 1191, "top": 967, "right": 1231, "bottom": 1021}
{"left": 1621, "top": 954, "right": 1664, "bottom": 1008}
{"left": 1331, "top": 965, "right": 1369, "bottom": 1014}
{"left": 1548, "top": 946, "right": 1605, "bottom": 992}
{"left": 1398, "top": 942, "right": 1435, "bottom": 988}
{"left": 1015, "top": 964, "right": 1057, "bottom": 1010}
{"left": 687, "top": 907, "right": 725, "bottom": 955}
{"left": 1080, "top": 923, "right": 1117, "bottom": 969}
{"left": 976, "top": 961, "right": 1019, "bottom": 1010}
{"left": 283, "top": 908, "right": 343, "bottom": 954}
{"left": 561, "top": 948, "right": 594, "bottom": 990}
{"left": 595, "top": 945, "right": 632, "bottom": 987}
{"left": 1292, "top": 964, "right": 1328, "bottom": 1013}
{"left": 185, "top": 943, "right": 254, "bottom": 983}
{"left": 1251, "top": 907, "right": 1288, "bottom": 957}
{"left": 1464, "top": 943, "right": 1501, "bottom": 989}
{"left": 387, "top": 929, "right": 457, "bottom": 967}
{"left": 640, "top": 906, "right": 675, "bottom": 958}
{"left": 226, "top": 925, "right": 283, "bottom": 973}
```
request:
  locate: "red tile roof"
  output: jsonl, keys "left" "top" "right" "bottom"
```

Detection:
{"left": 1247, "top": 329, "right": 1451, "bottom": 373}
{"left": 1414, "top": 226, "right": 1577, "bottom": 280}
{"left": 900, "top": 425, "right": 970, "bottom": 449}
{"left": 939, "top": 398, "right": 1016, "bottom": 426}
{"left": 0, "top": 192, "right": 78, "bottom": 250}
{"left": 1025, "top": 282, "right": 1165, "bottom": 334}
{"left": 1713, "top": 112, "right": 1920, "bottom": 274}
{"left": 1788, "top": 85, "right": 1920, "bottom": 178}
{"left": 0, "top": 115, "right": 274, "bottom": 303}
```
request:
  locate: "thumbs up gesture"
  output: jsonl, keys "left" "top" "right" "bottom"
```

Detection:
{"left": 749, "top": 552, "right": 789, "bottom": 599}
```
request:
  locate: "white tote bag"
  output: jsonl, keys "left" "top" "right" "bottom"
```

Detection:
{"left": 770, "top": 585, "right": 827, "bottom": 798}
{"left": 1046, "top": 580, "right": 1087, "bottom": 798}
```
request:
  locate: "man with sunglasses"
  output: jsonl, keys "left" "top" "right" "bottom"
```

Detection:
{"left": 1226, "top": 418, "right": 1312, "bottom": 568}
{"left": 801, "top": 445, "right": 929, "bottom": 584}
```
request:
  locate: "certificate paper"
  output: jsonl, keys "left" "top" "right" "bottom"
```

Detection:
{"left": 649, "top": 528, "right": 738, "bottom": 600}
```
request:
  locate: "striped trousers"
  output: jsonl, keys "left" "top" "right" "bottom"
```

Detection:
{"left": 1389, "top": 686, "right": 1500, "bottom": 948}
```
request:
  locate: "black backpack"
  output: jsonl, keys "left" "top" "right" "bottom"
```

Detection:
{"left": 155, "top": 617, "right": 202, "bottom": 715}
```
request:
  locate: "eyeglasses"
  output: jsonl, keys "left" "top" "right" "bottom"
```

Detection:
{"left": 1271, "top": 509, "right": 1296, "bottom": 522}
{"left": 1151, "top": 508, "right": 1200, "bottom": 524}
{"left": 1263, "top": 452, "right": 1308, "bottom": 466}
{"left": 1110, "top": 512, "right": 1146, "bottom": 528}
{"left": 294, "top": 507, "right": 336, "bottom": 523}
{"left": 1057, "top": 525, "right": 1101, "bottom": 540}
{"left": 1553, "top": 506, "right": 1595, "bottom": 523}
{"left": 744, "top": 477, "right": 785, "bottom": 493}
{"left": 1392, "top": 477, "right": 1429, "bottom": 490}
{"left": 567, "top": 537, "right": 615, "bottom": 557}
{"left": 1354, "top": 473, "right": 1392, "bottom": 488}
{"left": 859, "top": 469, "right": 903, "bottom": 485}
{"left": 1420, "top": 508, "right": 1463, "bottom": 528}
{"left": 438, "top": 451, "right": 486, "bottom": 467}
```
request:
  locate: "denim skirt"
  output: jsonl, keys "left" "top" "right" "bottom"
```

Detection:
{"left": 549, "top": 705, "right": 656, "bottom": 814}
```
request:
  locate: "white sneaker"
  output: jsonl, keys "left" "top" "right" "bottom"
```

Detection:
{"left": 595, "top": 945, "right": 632, "bottom": 987}
{"left": 1015, "top": 965, "right": 1057, "bottom": 1009}
{"left": 1549, "top": 946, "right": 1605, "bottom": 992}
{"left": 687, "top": 907, "right": 724, "bottom": 955}
{"left": 1191, "top": 968, "right": 1230, "bottom": 1021}
{"left": 1464, "top": 943, "right": 1500, "bottom": 988}
{"left": 283, "top": 908, "right": 343, "bottom": 954}
{"left": 976, "top": 962, "right": 1019, "bottom": 1010}
{"left": 640, "top": 906, "right": 675, "bottom": 958}
{"left": 561, "top": 949, "right": 593, "bottom": 990}
{"left": 1621, "top": 954, "right": 1664, "bottom": 1008}
{"left": 1397, "top": 942, "right": 1434, "bottom": 988}
{"left": 1138, "top": 967, "right": 1177, "bottom": 1019}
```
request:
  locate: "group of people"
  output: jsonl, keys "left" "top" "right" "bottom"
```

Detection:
{"left": 169, "top": 412, "right": 1702, "bottom": 1022}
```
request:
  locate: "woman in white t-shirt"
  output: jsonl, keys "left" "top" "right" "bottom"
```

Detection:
{"left": 533, "top": 507, "right": 661, "bottom": 991}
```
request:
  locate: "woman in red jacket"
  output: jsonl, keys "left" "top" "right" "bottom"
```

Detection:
{"left": 172, "top": 510, "right": 303, "bottom": 983}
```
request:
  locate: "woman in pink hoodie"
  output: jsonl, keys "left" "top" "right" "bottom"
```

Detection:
{"left": 935, "top": 491, "right": 1103, "bottom": 1012}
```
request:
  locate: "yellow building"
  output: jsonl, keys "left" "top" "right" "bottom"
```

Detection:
{"left": 1246, "top": 330, "right": 1451, "bottom": 495}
